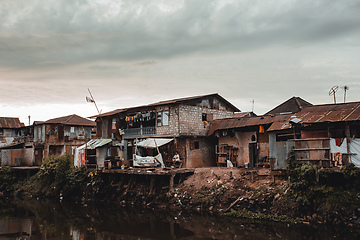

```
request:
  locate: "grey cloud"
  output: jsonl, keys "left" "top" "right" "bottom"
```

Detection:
{"left": 1, "top": 0, "right": 360, "bottom": 69}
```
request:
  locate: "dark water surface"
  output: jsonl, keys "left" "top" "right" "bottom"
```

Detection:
{"left": 0, "top": 199, "right": 359, "bottom": 240}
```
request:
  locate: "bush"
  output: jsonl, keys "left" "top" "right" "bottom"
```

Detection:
{"left": 341, "top": 163, "right": 360, "bottom": 190}
{"left": 35, "top": 154, "right": 72, "bottom": 188}
{"left": 0, "top": 166, "right": 16, "bottom": 192}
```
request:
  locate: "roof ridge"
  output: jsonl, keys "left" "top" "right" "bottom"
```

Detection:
{"left": 65, "top": 114, "right": 77, "bottom": 124}
{"left": 293, "top": 97, "right": 302, "bottom": 110}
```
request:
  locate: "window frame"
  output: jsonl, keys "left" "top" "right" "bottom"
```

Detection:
{"left": 157, "top": 111, "right": 170, "bottom": 127}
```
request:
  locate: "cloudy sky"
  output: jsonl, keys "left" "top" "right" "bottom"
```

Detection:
{"left": 1, "top": 0, "right": 360, "bottom": 124}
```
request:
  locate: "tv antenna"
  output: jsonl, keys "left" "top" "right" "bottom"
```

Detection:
{"left": 341, "top": 85, "right": 349, "bottom": 103}
{"left": 251, "top": 99, "right": 254, "bottom": 112}
{"left": 329, "top": 85, "right": 339, "bottom": 104}
{"left": 86, "top": 88, "right": 100, "bottom": 114}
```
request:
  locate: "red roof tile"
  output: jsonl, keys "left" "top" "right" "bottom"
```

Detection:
{"left": 44, "top": 114, "right": 96, "bottom": 127}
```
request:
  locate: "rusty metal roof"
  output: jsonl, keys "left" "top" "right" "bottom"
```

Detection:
{"left": 44, "top": 114, "right": 96, "bottom": 127}
{"left": 208, "top": 114, "right": 292, "bottom": 135}
{"left": 211, "top": 101, "right": 360, "bottom": 134}
{"left": 90, "top": 93, "right": 240, "bottom": 118}
{"left": 33, "top": 121, "right": 45, "bottom": 126}
{"left": 234, "top": 112, "right": 257, "bottom": 118}
{"left": 265, "top": 97, "right": 312, "bottom": 115}
{"left": 292, "top": 101, "right": 360, "bottom": 123}
{"left": 90, "top": 108, "right": 128, "bottom": 118}
{"left": 0, "top": 117, "right": 23, "bottom": 129}
{"left": 266, "top": 118, "right": 293, "bottom": 132}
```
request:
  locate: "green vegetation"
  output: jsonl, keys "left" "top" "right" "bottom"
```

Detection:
{"left": 18, "top": 154, "right": 105, "bottom": 200}
{"left": 225, "top": 210, "right": 295, "bottom": 223}
{"left": 0, "top": 166, "right": 16, "bottom": 192}
{"left": 274, "top": 150, "right": 360, "bottom": 224}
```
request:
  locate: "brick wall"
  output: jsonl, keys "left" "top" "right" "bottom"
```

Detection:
{"left": 156, "top": 104, "right": 234, "bottom": 137}
{"left": 178, "top": 105, "right": 234, "bottom": 136}
{"left": 156, "top": 105, "right": 179, "bottom": 136}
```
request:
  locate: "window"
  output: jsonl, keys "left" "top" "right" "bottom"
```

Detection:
{"left": 0, "top": 129, "right": 3, "bottom": 135}
{"left": 202, "top": 113, "right": 213, "bottom": 121}
{"left": 157, "top": 111, "right": 170, "bottom": 126}
{"left": 191, "top": 141, "right": 200, "bottom": 150}
{"left": 112, "top": 118, "right": 117, "bottom": 130}
{"left": 157, "top": 112, "right": 162, "bottom": 127}
{"left": 162, "top": 111, "right": 169, "bottom": 126}
{"left": 202, "top": 113, "right": 207, "bottom": 121}
{"left": 70, "top": 127, "right": 75, "bottom": 133}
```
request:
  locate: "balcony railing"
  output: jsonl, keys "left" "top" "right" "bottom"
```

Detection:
{"left": 124, "top": 126, "right": 156, "bottom": 137}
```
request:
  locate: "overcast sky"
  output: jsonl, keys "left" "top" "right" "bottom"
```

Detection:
{"left": 1, "top": 0, "right": 360, "bottom": 124}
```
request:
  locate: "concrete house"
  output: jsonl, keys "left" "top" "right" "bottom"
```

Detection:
{"left": 33, "top": 114, "right": 96, "bottom": 163}
{"left": 92, "top": 93, "right": 240, "bottom": 168}
{"left": 208, "top": 97, "right": 312, "bottom": 169}
{"left": 282, "top": 102, "right": 360, "bottom": 168}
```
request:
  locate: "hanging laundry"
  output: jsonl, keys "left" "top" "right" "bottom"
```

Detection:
{"left": 335, "top": 138, "right": 342, "bottom": 146}
{"left": 259, "top": 125, "right": 265, "bottom": 133}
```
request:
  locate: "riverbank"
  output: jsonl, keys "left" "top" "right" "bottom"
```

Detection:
{"left": 1, "top": 155, "right": 360, "bottom": 227}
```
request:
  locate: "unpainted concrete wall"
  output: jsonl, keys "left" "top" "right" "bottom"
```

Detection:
{"left": 235, "top": 131, "right": 257, "bottom": 167}
{"left": 183, "top": 137, "right": 216, "bottom": 168}
{"left": 0, "top": 148, "right": 34, "bottom": 166}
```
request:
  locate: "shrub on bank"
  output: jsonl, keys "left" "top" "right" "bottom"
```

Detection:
{"left": 274, "top": 150, "right": 360, "bottom": 223}
{"left": 0, "top": 166, "right": 16, "bottom": 192}
{"left": 23, "top": 154, "right": 103, "bottom": 200}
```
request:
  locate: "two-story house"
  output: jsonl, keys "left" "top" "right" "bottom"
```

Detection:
{"left": 33, "top": 114, "right": 96, "bottom": 163}
{"left": 92, "top": 93, "right": 240, "bottom": 168}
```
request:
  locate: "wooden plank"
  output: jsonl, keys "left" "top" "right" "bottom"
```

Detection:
{"left": 296, "top": 159, "right": 331, "bottom": 161}
{"left": 292, "top": 138, "right": 330, "bottom": 141}
{"left": 294, "top": 148, "right": 330, "bottom": 151}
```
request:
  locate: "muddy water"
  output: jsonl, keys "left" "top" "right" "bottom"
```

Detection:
{"left": 0, "top": 200, "right": 359, "bottom": 240}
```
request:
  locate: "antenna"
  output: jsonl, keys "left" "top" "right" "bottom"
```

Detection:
{"left": 329, "top": 85, "right": 339, "bottom": 104}
{"left": 342, "top": 85, "right": 349, "bottom": 103}
{"left": 86, "top": 88, "right": 100, "bottom": 114}
{"left": 251, "top": 99, "right": 254, "bottom": 112}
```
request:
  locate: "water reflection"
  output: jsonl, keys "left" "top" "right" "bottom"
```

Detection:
{"left": 0, "top": 199, "right": 359, "bottom": 240}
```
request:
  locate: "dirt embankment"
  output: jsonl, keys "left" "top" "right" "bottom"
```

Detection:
{"left": 149, "top": 167, "right": 359, "bottom": 227}
{"left": 3, "top": 159, "right": 360, "bottom": 226}
{"left": 165, "top": 167, "right": 288, "bottom": 214}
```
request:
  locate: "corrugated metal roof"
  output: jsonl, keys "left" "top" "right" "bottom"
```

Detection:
{"left": 234, "top": 112, "right": 257, "bottom": 118}
{"left": 266, "top": 120, "right": 292, "bottom": 132}
{"left": 90, "top": 93, "right": 240, "bottom": 118}
{"left": 0, "top": 117, "right": 23, "bottom": 129}
{"left": 292, "top": 101, "right": 360, "bottom": 123}
{"left": 210, "top": 101, "right": 360, "bottom": 134}
{"left": 90, "top": 108, "right": 128, "bottom": 118}
{"left": 77, "top": 139, "right": 112, "bottom": 150}
{"left": 208, "top": 114, "right": 292, "bottom": 135}
{"left": 44, "top": 114, "right": 96, "bottom": 127}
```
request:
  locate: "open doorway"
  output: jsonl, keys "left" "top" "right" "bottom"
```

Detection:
{"left": 249, "top": 142, "right": 258, "bottom": 167}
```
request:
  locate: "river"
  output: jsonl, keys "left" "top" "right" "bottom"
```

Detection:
{"left": 0, "top": 199, "right": 359, "bottom": 240}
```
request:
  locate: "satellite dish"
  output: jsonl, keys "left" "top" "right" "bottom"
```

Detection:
{"left": 329, "top": 85, "right": 339, "bottom": 104}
